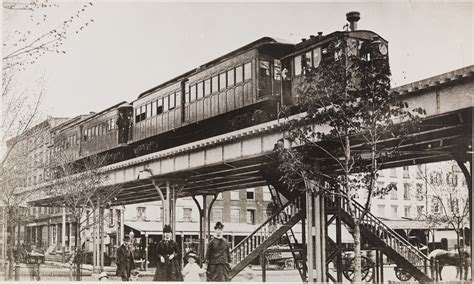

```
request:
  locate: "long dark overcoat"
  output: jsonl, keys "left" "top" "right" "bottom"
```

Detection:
{"left": 153, "top": 239, "right": 183, "bottom": 281}
{"left": 205, "top": 237, "right": 231, "bottom": 282}
{"left": 116, "top": 244, "right": 135, "bottom": 281}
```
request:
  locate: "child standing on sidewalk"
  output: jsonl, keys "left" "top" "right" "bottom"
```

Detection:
{"left": 182, "top": 252, "right": 205, "bottom": 281}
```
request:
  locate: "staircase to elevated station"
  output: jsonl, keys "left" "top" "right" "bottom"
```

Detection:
{"left": 325, "top": 194, "right": 433, "bottom": 282}
{"left": 229, "top": 192, "right": 305, "bottom": 280}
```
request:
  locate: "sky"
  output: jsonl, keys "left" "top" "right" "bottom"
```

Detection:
{"left": 3, "top": 1, "right": 473, "bottom": 119}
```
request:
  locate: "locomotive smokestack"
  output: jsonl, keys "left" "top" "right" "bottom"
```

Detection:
{"left": 346, "top": 11, "right": 360, "bottom": 31}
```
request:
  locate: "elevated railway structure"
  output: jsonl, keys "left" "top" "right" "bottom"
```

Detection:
{"left": 29, "top": 66, "right": 473, "bottom": 282}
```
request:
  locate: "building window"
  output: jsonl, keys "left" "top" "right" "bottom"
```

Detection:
{"left": 109, "top": 209, "right": 114, "bottom": 226}
{"left": 246, "top": 188, "right": 255, "bottom": 200}
{"left": 377, "top": 205, "right": 385, "bottom": 217}
{"left": 403, "top": 166, "right": 410, "bottom": 178}
{"left": 230, "top": 190, "right": 239, "bottom": 200}
{"left": 416, "top": 165, "right": 424, "bottom": 179}
{"left": 183, "top": 208, "right": 192, "bottom": 222}
{"left": 417, "top": 206, "right": 425, "bottom": 215}
{"left": 246, "top": 209, "right": 255, "bottom": 225}
{"left": 212, "top": 208, "right": 223, "bottom": 222}
{"left": 390, "top": 168, "right": 397, "bottom": 177}
{"left": 136, "top": 207, "right": 146, "bottom": 221}
{"left": 403, "top": 183, "right": 411, "bottom": 200}
{"left": 230, "top": 209, "right": 240, "bottom": 223}
{"left": 390, "top": 183, "right": 398, "bottom": 200}
{"left": 377, "top": 182, "right": 385, "bottom": 199}
{"left": 263, "top": 188, "right": 272, "bottom": 201}
{"left": 404, "top": 206, "right": 411, "bottom": 218}
{"left": 416, "top": 184, "right": 424, "bottom": 201}
{"left": 391, "top": 205, "right": 398, "bottom": 218}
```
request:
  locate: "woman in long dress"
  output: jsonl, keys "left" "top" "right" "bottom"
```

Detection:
{"left": 153, "top": 225, "right": 183, "bottom": 281}
{"left": 204, "top": 222, "right": 232, "bottom": 281}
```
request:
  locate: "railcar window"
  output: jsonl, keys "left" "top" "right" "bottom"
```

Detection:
{"left": 151, "top": 101, "right": 157, "bottom": 116}
{"left": 190, "top": 84, "right": 197, "bottom": 102}
{"left": 157, "top": 99, "right": 163, "bottom": 114}
{"left": 135, "top": 108, "right": 141, "bottom": 123}
{"left": 164, "top": 96, "right": 169, "bottom": 111}
{"left": 294, "top": 55, "right": 302, "bottom": 76}
{"left": 146, "top": 103, "right": 152, "bottom": 119}
{"left": 244, "top": 62, "right": 251, "bottom": 80}
{"left": 235, "top": 66, "right": 243, "bottom": 83}
{"left": 260, "top": 61, "right": 270, "bottom": 76}
{"left": 211, "top": 76, "right": 218, "bottom": 93}
{"left": 274, "top": 60, "right": 281, "bottom": 80}
{"left": 140, "top": 106, "right": 146, "bottom": 121}
{"left": 169, "top": 93, "right": 176, "bottom": 109}
{"left": 219, "top": 73, "right": 226, "bottom": 91}
{"left": 204, "top": 79, "right": 211, "bottom": 96}
{"left": 197, "top": 82, "right": 203, "bottom": 99}
{"left": 313, "top": 48, "right": 321, "bottom": 67}
{"left": 305, "top": 51, "right": 312, "bottom": 68}
{"left": 227, "top": 69, "right": 235, "bottom": 87}
{"left": 111, "top": 118, "right": 115, "bottom": 129}
{"left": 184, "top": 81, "right": 189, "bottom": 104}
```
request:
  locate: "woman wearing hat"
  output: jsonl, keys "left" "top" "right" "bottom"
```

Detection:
{"left": 153, "top": 225, "right": 183, "bottom": 281}
{"left": 204, "top": 222, "right": 232, "bottom": 281}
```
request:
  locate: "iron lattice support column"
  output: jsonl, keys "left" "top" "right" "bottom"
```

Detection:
{"left": 304, "top": 177, "right": 326, "bottom": 283}
{"left": 455, "top": 158, "right": 472, "bottom": 277}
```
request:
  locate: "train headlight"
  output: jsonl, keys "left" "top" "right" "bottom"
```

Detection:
{"left": 378, "top": 43, "right": 388, "bottom": 56}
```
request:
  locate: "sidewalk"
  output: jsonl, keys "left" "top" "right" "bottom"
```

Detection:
{"left": 0, "top": 261, "right": 303, "bottom": 282}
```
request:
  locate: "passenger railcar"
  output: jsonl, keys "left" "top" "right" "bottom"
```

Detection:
{"left": 130, "top": 37, "right": 294, "bottom": 151}
{"left": 49, "top": 12, "right": 389, "bottom": 168}
{"left": 280, "top": 13, "right": 388, "bottom": 107}
{"left": 49, "top": 102, "right": 133, "bottom": 166}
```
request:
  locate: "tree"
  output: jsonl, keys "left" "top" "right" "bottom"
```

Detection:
{"left": 1, "top": 2, "right": 94, "bottom": 278}
{"left": 418, "top": 162, "right": 470, "bottom": 280}
{"left": 277, "top": 37, "right": 424, "bottom": 282}
{"left": 43, "top": 152, "right": 123, "bottom": 280}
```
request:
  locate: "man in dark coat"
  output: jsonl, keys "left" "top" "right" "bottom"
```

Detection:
{"left": 205, "top": 222, "right": 232, "bottom": 281}
{"left": 153, "top": 225, "right": 183, "bottom": 281}
{"left": 116, "top": 235, "right": 135, "bottom": 281}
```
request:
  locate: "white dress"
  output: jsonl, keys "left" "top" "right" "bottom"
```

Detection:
{"left": 183, "top": 262, "right": 205, "bottom": 281}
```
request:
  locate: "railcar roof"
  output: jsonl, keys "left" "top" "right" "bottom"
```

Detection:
{"left": 282, "top": 30, "right": 387, "bottom": 60}
{"left": 136, "top": 36, "right": 283, "bottom": 100}
{"left": 52, "top": 101, "right": 129, "bottom": 133}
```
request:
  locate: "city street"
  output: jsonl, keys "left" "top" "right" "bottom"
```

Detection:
{"left": 1, "top": 262, "right": 470, "bottom": 282}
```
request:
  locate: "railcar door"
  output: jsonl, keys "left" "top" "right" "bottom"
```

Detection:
{"left": 273, "top": 59, "right": 282, "bottom": 97}
{"left": 258, "top": 59, "right": 272, "bottom": 98}
{"left": 117, "top": 107, "right": 132, "bottom": 144}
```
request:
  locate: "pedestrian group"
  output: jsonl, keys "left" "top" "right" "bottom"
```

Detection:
{"left": 115, "top": 222, "right": 232, "bottom": 282}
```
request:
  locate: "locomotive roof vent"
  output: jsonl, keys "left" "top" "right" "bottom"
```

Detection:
{"left": 317, "top": 32, "right": 323, "bottom": 37}
{"left": 346, "top": 11, "right": 360, "bottom": 31}
{"left": 301, "top": 38, "right": 306, "bottom": 42}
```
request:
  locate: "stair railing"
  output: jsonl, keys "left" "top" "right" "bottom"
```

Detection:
{"left": 327, "top": 193, "right": 430, "bottom": 267}
{"left": 230, "top": 191, "right": 304, "bottom": 267}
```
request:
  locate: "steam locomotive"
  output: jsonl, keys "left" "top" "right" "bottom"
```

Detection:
{"left": 49, "top": 12, "right": 389, "bottom": 168}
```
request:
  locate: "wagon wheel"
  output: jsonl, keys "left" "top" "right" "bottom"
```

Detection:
{"left": 342, "top": 256, "right": 375, "bottom": 282}
{"left": 395, "top": 267, "right": 412, "bottom": 281}
{"left": 284, "top": 258, "right": 294, "bottom": 269}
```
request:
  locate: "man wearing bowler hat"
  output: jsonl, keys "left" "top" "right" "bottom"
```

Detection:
{"left": 204, "top": 221, "right": 231, "bottom": 281}
{"left": 116, "top": 235, "right": 135, "bottom": 281}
